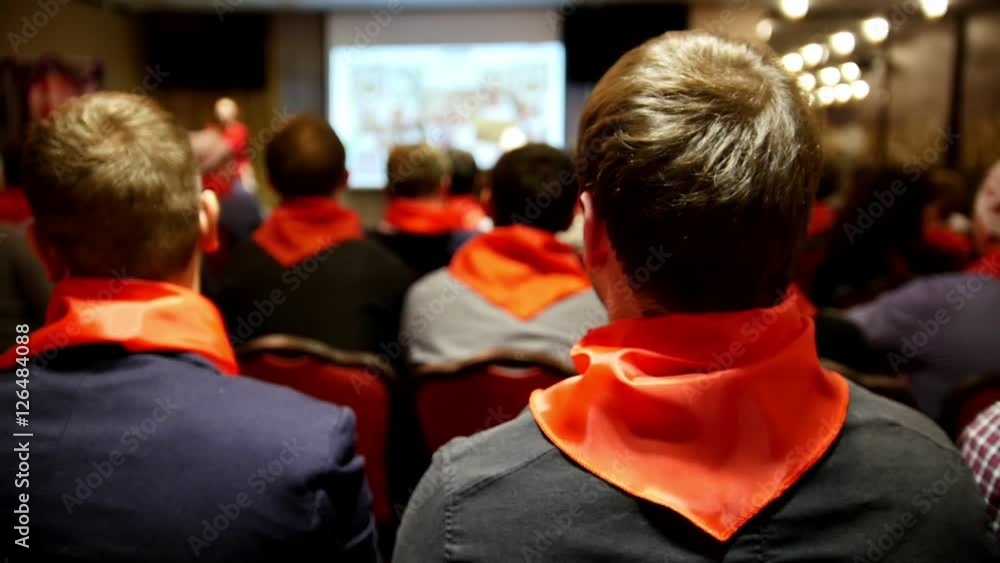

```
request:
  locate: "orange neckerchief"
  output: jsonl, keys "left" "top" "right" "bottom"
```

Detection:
{"left": 253, "top": 196, "right": 362, "bottom": 267}
{"left": 530, "top": 303, "right": 849, "bottom": 541}
{"left": 0, "top": 188, "right": 31, "bottom": 225}
{"left": 450, "top": 226, "right": 591, "bottom": 320}
{"left": 786, "top": 283, "right": 817, "bottom": 318}
{"left": 381, "top": 198, "right": 461, "bottom": 235}
{"left": 0, "top": 278, "right": 237, "bottom": 375}
{"left": 967, "top": 246, "right": 1000, "bottom": 278}
{"left": 924, "top": 225, "right": 973, "bottom": 259}
{"left": 446, "top": 195, "right": 488, "bottom": 231}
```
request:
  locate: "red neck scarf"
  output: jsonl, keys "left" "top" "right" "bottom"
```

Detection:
{"left": 381, "top": 198, "right": 461, "bottom": 235}
{"left": 0, "top": 188, "right": 31, "bottom": 225}
{"left": 1, "top": 278, "right": 237, "bottom": 374}
{"left": 530, "top": 303, "right": 849, "bottom": 541}
{"left": 253, "top": 197, "right": 362, "bottom": 267}
{"left": 450, "top": 226, "right": 591, "bottom": 319}
{"left": 967, "top": 246, "right": 1000, "bottom": 277}
{"left": 446, "top": 195, "right": 488, "bottom": 231}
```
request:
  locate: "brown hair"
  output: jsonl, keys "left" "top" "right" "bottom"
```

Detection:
{"left": 491, "top": 143, "right": 577, "bottom": 233}
{"left": 386, "top": 144, "right": 449, "bottom": 199}
{"left": 266, "top": 114, "right": 347, "bottom": 198}
{"left": 22, "top": 92, "right": 202, "bottom": 280}
{"left": 577, "top": 31, "right": 821, "bottom": 312}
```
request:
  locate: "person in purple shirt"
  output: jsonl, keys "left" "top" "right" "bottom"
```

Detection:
{"left": 849, "top": 164, "right": 1000, "bottom": 420}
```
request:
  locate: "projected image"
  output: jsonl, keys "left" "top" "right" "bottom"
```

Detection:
{"left": 329, "top": 42, "right": 566, "bottom": 188}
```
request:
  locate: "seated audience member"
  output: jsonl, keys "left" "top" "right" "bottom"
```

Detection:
{"left": 394, "top": 32, "right": 995, "bottom": 562}
{"left": 403, "top": 143, "right": 607, "bottom": 372}
{"left": 960, "top": 401, "right": 1000, "bottom": 541}
{"left": 213, "top": 96, "right": 257, "bottom": 194}
{"left": 1, "top": 93, "right": 378, "bottom": 561}
{"left": 0, "top": 145, "right": 32, "bottom": 225}
{"left": 222, "top": 114, "right": 412, "bottom": 354}
{"left": 445, "top": 148, "right": 489, "bottom": 231}
{"left": 848, "top": 163, "right": 1000, "bottom": 420}
{"left": 922, "top": 168, "right": 974, "bottom": 270}
{"left": 374, "top": 144, "right": 472, "bottom": 275}
{"left": 0, "top": 225, "right": 50, "bottom": 342}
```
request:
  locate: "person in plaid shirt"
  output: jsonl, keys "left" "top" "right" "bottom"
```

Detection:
{"left": 961, "top": 401, "right": 1000, "bottom": 539}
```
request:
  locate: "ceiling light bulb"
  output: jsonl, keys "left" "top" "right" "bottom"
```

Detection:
{"left": 840, "top": 62, "right": 861, "bottom": 82}
{"left": 801, "top": 43, "right": 826, "bottom": 68}
{"left": 920, "top": 0, "right": 948, "bottom": 19}
{"left": 782, "top": 53, "right": 805, "bottom": 73}
{"left": 834, "top": 83, "right": 853, "bottom": 104}
{"left": 818, "top": 66, "right": 841, "bottom": 86}
{"left": 830, "top": 31, "right": 856, "bottom": 56}
{"left": 756, "top": 19, "right": 774, "bottom": 41}
{"left": 852, "top": 80, "right": 871, "bottom": 100}
{"left": 780, "top": 0, "right": 809, "bottom": 20}
{"left": 797, "top": 73, "right": 817, "bottom": 91}
{"left": 862, "top": 17, "right": 890, "bottom": 43}
{"left": 817, "top": 86, "right": 836, "bottom": 106}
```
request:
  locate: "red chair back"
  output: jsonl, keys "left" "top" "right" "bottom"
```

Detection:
{"left": 237, "top": 335, "right": 395, "bottom": 526}
{"left": 414, "top": 353, "right": 574, "bottom": 453}
{"left": 942, "top": 372, "right": 1000, "bottom": 440}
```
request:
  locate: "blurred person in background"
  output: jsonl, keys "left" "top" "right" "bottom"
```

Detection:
{"left": 960, "top": 400, "right": 1000, "bottom": 541}
{"left": 445, "top": 148, "right": 490, "bottom": 232}
{"left": 0, "top": 144, "right": 32, "bottom": 226}
{"left": 394, "top": 32, "right": 995, "bottom": 563}
{"left": 403, "top": 143, "right": 606, "bottom": 373}
{"left": 213, "top": 96, "right": 258, "bottom": 194}
{"left": 921, "top": 168, "right": 974, "bottom": 271}
{"left": 848, "top": 163, "right": 1000, "bottom": 421}
{"left": 221, "top": 114, "right": 413, "bottom": 356}
{"left": 374, "top": 144, "right": 474, "bottom": 275}
{"left": 0, "top": 93, "right": 378, "bottom": 562}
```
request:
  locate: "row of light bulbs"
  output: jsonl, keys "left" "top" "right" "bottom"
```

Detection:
{"left": 792, "top": 62, "right": 870, "bottom": 106}
{"left": 775, "top": 0, "right": 949, "bottom": 21}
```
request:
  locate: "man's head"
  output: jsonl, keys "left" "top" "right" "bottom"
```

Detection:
{"left": 215, "top": 97, "right": 239, "bottom": 124}
{"left": 973, "top": 162, "right": 1000, "bottom": 250}
{"left": 487, "top": 143, "right": 577, "bottom": 233}
{"left": 266, "top": 114, "right": 348, "bottom": 199}
{"left": 577, "top": 31, "right": 821, "bottom": 316}
{"left": 386, "top": 144, "right": 450, "bottom": 199}
{"left": 23, "top": 92, "right": 219, "bottom": 285}
{"left": 447, "top": 149, "right": 480, "bottom": 197}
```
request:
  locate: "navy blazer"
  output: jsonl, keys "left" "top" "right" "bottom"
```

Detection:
{"left": 1, "top": 345, "right": 378, "bottom": 562}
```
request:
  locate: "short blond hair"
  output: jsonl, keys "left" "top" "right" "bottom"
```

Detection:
{"left": 23, "top": 92, "right": 201, "bottom": 280}
{"left": 386, "top": 144, "right": 449, "bottom": 198}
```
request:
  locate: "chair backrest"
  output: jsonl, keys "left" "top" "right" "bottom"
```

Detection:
{"left": 236, "top": 335, "right": 395, "bottom": 527}
{"left": 941, "top": 372, "right": 1000, "bottom": 440}
{"left": 414, "top": 352, "right": 575, "bottom": 454}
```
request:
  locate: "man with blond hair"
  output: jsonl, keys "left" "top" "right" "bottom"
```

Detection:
{"left": 0, "top": 93, "right": 378, "bottom": 561}
{"left": 394, "top": 32, "right": 995, "bottom": 562}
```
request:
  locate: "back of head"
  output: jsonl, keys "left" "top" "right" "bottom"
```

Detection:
{"left": 491, "top": 143, "right": 577, "bottom": 233}
{"left": 387, "top": 144, "right": 449, "bottom": 199}
{"left": 266, "top": 114, "right": 347, "bottom": 198}
{"left": 578, "top": 31, "right": 820, "bottom": 313}
{"left": 23, "top": 92, "right": 201, "bottom": 280}
{"left": 447, "top": 148, "right": 479, "bottom": 196}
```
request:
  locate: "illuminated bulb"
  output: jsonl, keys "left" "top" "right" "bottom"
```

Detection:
{"left": 920, "top": 0, "right": 948, "bottom": 19}
{"left": 834, "top": 83, "right": 853, "bottom": 104}
{"left": 780, "top": 0, "right": 809, "bottom": 20}
{"left": 817, "top": 86, "right": 836, "bottom": 107}
{"left": 800, "top": 43, "right": 826, "bottom": 68}
{"left": 862, "top": 17, "right": 890, "bottom": 43}
{"left": 830, "top": 31, "right": 856, "bottom": 56}
{"left": 782, "top": 53, "right": 805, "bottom": 73}
{"left": 756, "top": 19, "right": 774, "bottom": 41}
{"left": 818, "top": 66, "right": 841, "bottom": 86}
{"left": 840, "top": 62, "right": 861, "bottom": 82}
{"left": 852, "top": 80, "right": 871, "bottom": 100}
{"left": 797, "top": 73, "right": 817, "bottom": 91}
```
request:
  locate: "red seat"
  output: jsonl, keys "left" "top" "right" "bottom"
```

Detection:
{"left": 941, "top": 372, "right": 1000, "bottom": 441}
{"left": 414, "top": 353, "right": 574, "bottom": 453}
{"left": 236, "top": 335, "right": 395, "bottom": 528}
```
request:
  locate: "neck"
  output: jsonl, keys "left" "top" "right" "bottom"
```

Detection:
{"left": 164, "top": 254, "right": 201, "bottom": 293}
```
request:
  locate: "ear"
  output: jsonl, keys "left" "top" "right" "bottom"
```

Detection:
{"left": 581, "top": 191, "right": 611, "bottom": 272}
{"left": 480, "top": 184, "right": 494, "bottom": 219}
{"left": 199, "top": 189, "right": 221, "bottom": 255}
{"left": 339, "top": 170, "right": 350, "bottom": 191}
{"left": 27, "top": 224, "right": 67, "bottom": 281}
